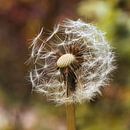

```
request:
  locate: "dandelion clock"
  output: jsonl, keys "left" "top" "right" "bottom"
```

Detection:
{"left": 28, "top": 19, "right": 115, "bottom": 130}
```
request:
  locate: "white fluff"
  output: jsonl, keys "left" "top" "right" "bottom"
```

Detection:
{"left": 29, "top": 19, "right": 115, "bottom": 104}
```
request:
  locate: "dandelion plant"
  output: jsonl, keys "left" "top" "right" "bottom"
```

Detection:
{"left": 28, "top": 19, "right": 115, "bottom": 130}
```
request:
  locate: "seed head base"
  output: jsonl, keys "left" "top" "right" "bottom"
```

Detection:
{"left": 57, "top": 54, "right": 75, "bottom": 68}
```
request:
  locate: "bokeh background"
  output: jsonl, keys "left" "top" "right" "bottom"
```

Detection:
{"left": 0, "top": 0, "right": 130, "bottom": 130}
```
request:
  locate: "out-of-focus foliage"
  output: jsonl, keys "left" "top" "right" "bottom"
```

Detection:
{"left": 78, "top": 0, "right": 130, "bottom": 85}
{"left": 0, "top": 0, "right": 130, "bottom": 130}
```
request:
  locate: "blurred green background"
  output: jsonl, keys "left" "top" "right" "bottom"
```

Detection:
{"left": 0, "top": 0, "right": 130, "bottom": 130}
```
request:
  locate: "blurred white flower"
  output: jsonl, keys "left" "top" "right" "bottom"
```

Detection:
{"left": 20, "top": 109, "right": 37, "bottom": 129}
{"left": 0, "top": 107, "right": 10, "bottom": 129}
{"left": 28, "top": 19, "right": 115, "bottom": 104}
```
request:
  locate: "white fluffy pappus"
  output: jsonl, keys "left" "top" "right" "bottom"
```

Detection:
{"left": 28, "top": 19, "right": 115, "bottom": 104}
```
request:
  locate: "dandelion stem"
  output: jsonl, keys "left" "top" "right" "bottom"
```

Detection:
{"left": 66, "top": 102, "right": 76, "bottom": 130}
{"left": 66, "top": 69, "right": 76, "bottom": 130}
{"left": 64, "top": 68, "right": 76, "bottom": 130}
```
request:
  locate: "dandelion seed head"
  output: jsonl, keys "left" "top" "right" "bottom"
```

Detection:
{"left": 28, "top": 19, "right": 115, "bottom": 104}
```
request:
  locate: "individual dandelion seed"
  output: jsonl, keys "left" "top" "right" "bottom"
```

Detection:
{"left": 29, "top": 19, "right": 115, "bottom": 105}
